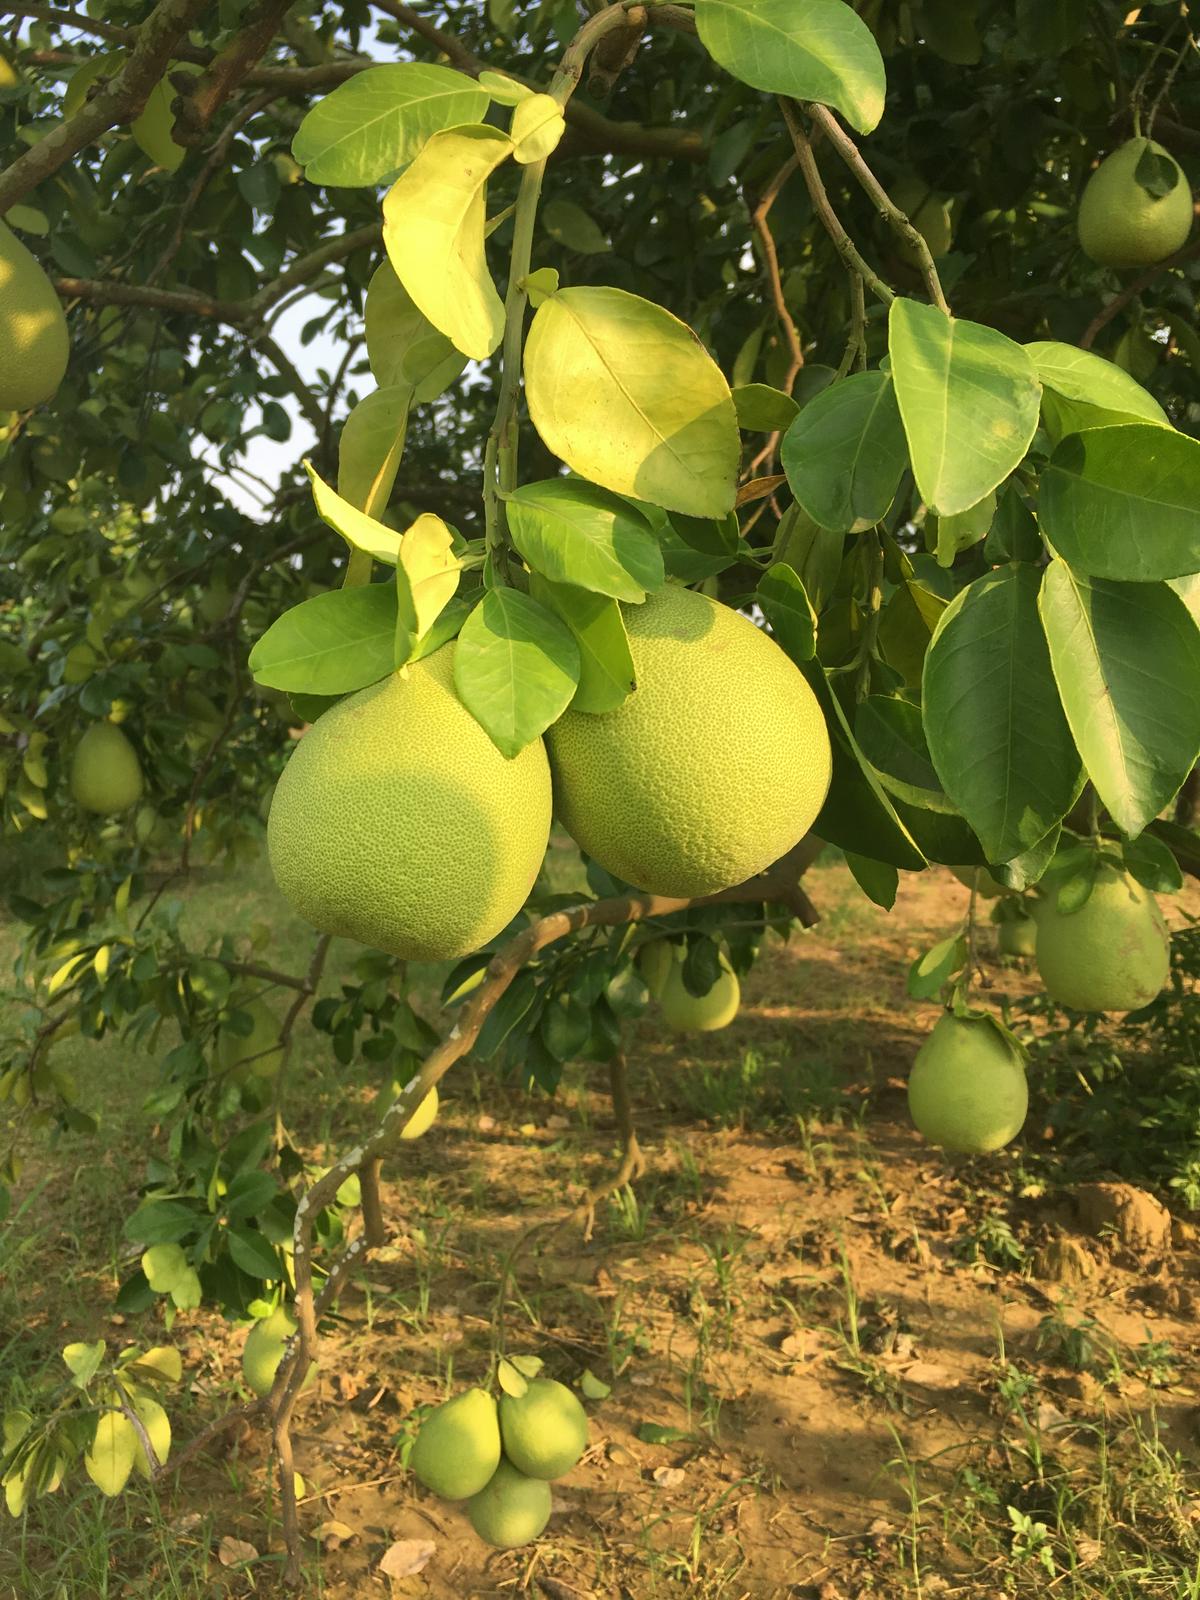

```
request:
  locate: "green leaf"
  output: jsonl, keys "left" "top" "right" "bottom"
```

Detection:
{"left": 798, "top": 660, "right": 926, "bottom": 869}
{"left": 541, "top": 197, "right": 609, "bottom": 254}
{"left": 527, "top": 573, "right": 636, "bottom": 714}
{"left": 84, "top": 1411, "right": 137, "bottom": 1497}
{"left": 579, "top": 1368, "right": 611, "bottom": 1399}
{"left": 337, "top": 386, "right": 411, "bottom": 519}
{"left": 733, "top": 383, "right": 800, "bottom": 432}
{"left": 695, "top": 0, "right": 886, "bottom": 133}
{"left": 249, "top": 586, "right": 398, "bottom": 695}
{"left": 523, "top": 286, "right": 739, "bottom": 519}
{"left": 382, "top": 124, "right": 512, "bottom": 360}
{"left": 889, "top": 300, "right": 1041, "bottom": 516}
{"left": 1123, "top": 831, "right": 1184, "bottom": 894}
{"left": 758, "top": 563, "right": 818, "bottom": 662}
{"left": 507, "top": 479, "right": 664, "bottom": 601}
{"left": 123, "top": 1201, "right": 198, "bottom": 1246}
{"left": 120, "top": 1346, "right": 182, "bottom": 1385}
{"left": 1038, "top": 561, "right": 1200, "bottom": 837}
{"left": 510, "top": 92, "right": 565, "bottom": 163}
{"left": 307, "top": 461, "right": 402, "bottom": 564}
{"left": 497, "top": 1358, "right": 529, "bottom": 1397}
{"left": 845, "top": 852, "right": 899, "bottom": 909}
{"left": 1171, "top": 572, "right": 1200, "bottom": 625}
{"left": 131, "top": 68, "right": 190, "bottom": 173}
{"left": 453, "top": 587, "right": 580, "bottom": 757}
{"left": 1024, "top": 340, "right": 1168, "bottom": 427}
{"left": 394, "top": 513, "right": 460, "bottom": 666}
{"left": 1039, "top": 425, "right": 1200, "bottom": 582}
{"left": 907, "top": 934, "right": 966, "bottom": 998}
{"left": 854, "top": 695, "right": 952, "bottom": 810}
{"left": 364, "top": 261, "right": 467, "bottom": 403}
{"left": 141, "top": 1242, "right": 189, "bottom": 1295}
{"left": 226, "top": 1227, "right": 280, "bottom": 1281}
{"left": 780, "top": 371, "right": 907, "bottom": 532}
{"left": 292, "top": 63, "right": 489, "bottom": 186}
{"left": 922, "top": 565, "right": 1081, "bottom": 862}
{"left": 934, "top": 490, "right": 995, "bottom": 568}
{"left": 62, "top": 1340, "right": 106, "bottom": 1389}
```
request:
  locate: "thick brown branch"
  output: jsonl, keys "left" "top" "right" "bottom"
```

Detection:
{"left": 0, "top": 0, "right": 211, "bottom": 215}
{"left": 172, "top": 0, "right": 298, "bottom": 145}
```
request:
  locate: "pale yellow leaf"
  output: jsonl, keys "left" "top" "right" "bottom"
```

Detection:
{"left": 84, "top": 1411, "right": 137, "bottom": 1497}
{"left": 511, "top": 92, "right": 565, "bottom": 163}
{"left": 396, "top": 513, "right": 460, "bottom": 660}
{"left": 306, "top": 460, "right": 401, "bottom": 564}
{"left": 379, "top": 1538, "right": 436, "bottom": 1578}
{"left": 382, "top": 124, "right": 512, "bottom": 360}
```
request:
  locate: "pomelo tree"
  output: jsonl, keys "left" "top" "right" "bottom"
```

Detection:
{"left": 1, "top": 0, "right": 1198, "bottom": 1577}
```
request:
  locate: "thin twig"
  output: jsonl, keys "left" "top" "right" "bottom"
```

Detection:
{"left": 1078, "top": 234, "right": 1200, "bottom": 349}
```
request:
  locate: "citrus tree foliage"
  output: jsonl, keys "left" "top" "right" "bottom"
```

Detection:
{"left": 1, "top": 0, "right": 1199, "bottom": 1536}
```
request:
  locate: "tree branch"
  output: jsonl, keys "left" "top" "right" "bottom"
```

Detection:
{"left": 0, "top": 0, "right": 212, "bottom": 216}
{"left": 779, "top": 99, "right": 895, "bottom": 310}
{"left": 171, "top": 0, "right": 299, "bottom": 146}
{"left": 1078, "top": 233, "right": 1200, "bottom": 349}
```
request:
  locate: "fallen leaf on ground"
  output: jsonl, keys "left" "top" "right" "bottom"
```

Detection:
{"left": 217, "top": 1535, "right": 258, "bottom": 1567}
{"left": 379, "top": 1538, "right": 436, "bottom": 1578}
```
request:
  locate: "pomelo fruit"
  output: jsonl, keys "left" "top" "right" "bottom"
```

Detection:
{"left": 637, "top": 938, "right": 677, "bottom": 999}
{"left": 658, "top": 952, "right": 741, "bottom": 1033}
{"left": 1077, "top": 138, "right": 1193, "bottom": 267}
{"left": 410, "top": 1388, "right": 500, "bottom": 1501}
{"left": 466, "top": 1458, "right": 552, "bottom": 1548}
{"left": 1035, "top": 864, "right": 1169, "bottom": 1012}
{"left": 268, "top": 647, "right": 552, "bottom": 961}
{"left": 216, "top": 998, "right": 283, "bottom": 1080}
{"left": 545, "top": 586, "right": 830, "bottom": 897}
{"left": 242, "top": 1306, "right": 296, "bottom": 1398}
{"left": 70, "top": 722, "right": 143, "bottom": 815}
{"left": 498, "top": 1378, "right": 588, "bottom": 1480}
{"left": 996, "top": 911, "right": 1037, "bottom": 959}
{"left": 907, "top": 1013, "right": 1028, "bottom": 1154}
{"left": 0, "top": 220, "right": 69, "bottom": 410}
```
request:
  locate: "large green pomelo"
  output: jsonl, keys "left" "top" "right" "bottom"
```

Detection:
{"left": 545, "top": 587, "right": 831, "bottom": 897}
{"left": 410, "top": 1388, "right": 500, "bottom": 1502}
{"left": 1077, "top": 138, "right": 1193, "bottom": 267}
{"left": 216, "top": 998, "right": 283, "bottom": 1080}
{"left": 0, "top": 220, "right": 69, "bottom": 410}
{"left": 499, "top": 1378, "right": 588, "bottom": 1480}
{"left": 658, "top": 953, "right": 741, "bottom": 1033}
{"left": 907, "top": 1014, "right": 1028, "bottom": 1155}
{"left": 268, "top": 647, "right": 552, "bottom": 961}
{"left": 70, "top": 722, "right": 143, "bottom": 815}
{"left": 466, "top": 1458, "right": 552, "bottom": 1548}
{"left": 1035, "top": 865, "right": 1169, "bottom": 1012}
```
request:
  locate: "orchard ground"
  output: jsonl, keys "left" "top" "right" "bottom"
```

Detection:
{"left": 3, "top": 847, "right": 1200, "bottom": 1600}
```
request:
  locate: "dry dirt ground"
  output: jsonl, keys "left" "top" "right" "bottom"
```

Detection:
{"left": 6, "top": 860, "right": 1200, "bottom": 1599}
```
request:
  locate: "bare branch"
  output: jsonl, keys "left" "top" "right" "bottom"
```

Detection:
{"left": 1079, "top": 232, "right": 1200, "bottom": 349}
{"left": 0, "top": 0, "right": 212, "bottom": 216}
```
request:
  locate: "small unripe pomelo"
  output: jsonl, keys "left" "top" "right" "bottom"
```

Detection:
{"left": 997, "top": 912, "right": 1038, "bottom": 959}
{"left": 0, "top": 220, "right": 69, "bottom": 410}
{"left": 499, "top": 1378, "right": 588, "bottom": 1480}
{"left": 637, "top": 939, "right": 677, "bottom": 999}
{"left": 243, "top": 1306, "right": 296, "bottom": 1398}
{"left": 216, "top": 998, "right": 283, "bottom": 1080}
{"left": 1077, "top": 138, "right": 1193, "bottom": 267}
{"left": 410, "top": 1388, "right": 500, "bottom": 1501}
{"left": 268, "top": 647, "right": 552, "bottom": 961}
{"left": 466, "top": 1459, "right": 552, "bottom": 1548}
{"left": 70, "top": 722, "right": 143, "bottom": 815}
{"left": 545, "top": 586, "right": 831, "bottom": 897}
{"left": 1035, "top": 865, "right": 1169, "bottom": 1012}
{"left": 907, "top": 1014, "right": 1028, "bottom": 1155}
{"left": 658, "top": 953, "right": 740, "bottom": 1033}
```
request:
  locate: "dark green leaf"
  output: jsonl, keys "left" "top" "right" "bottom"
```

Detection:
{"left": 758, "top": 563, "right": 817, "bottom": 662}
{"left": 249, "top": 586, "right": 397, "bottom": 695}
{"left": 507, "top": 480, "right": 664, "bottom": 601}
{"left": 781, "top": 371, "right": 907, "bottom": 532}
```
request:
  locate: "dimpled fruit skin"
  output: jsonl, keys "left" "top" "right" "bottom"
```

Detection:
{"left": 411, "top": 1388, "right": 501, "bottom": 1502}
{"left": 268, "top": 647, "right": 552, "bottom": 961}
{"left": 499, "top": 1379, "right": 589, "bottom": 1480}
{"left": 70, "top": 722, "right": 143, "bottom": 815}
{"left": 1078, "top": 139, "right": 1193, "bottom": 267}
{"left": 0, "top": 221, "right": 69, "bottom": 410}
{"left": 907, "top": 1015, "right": 1028, "bottom": 1154}
{"left": 659, "top": 955, "right": 740, "bottom": 1033}
{"left": 467, "top": 1459, "right": 552, "bottom": 1548}
{"left": 545, "top": 587, "right": 831, "bottom": 897}
{"left": 1036, "top": 866, "right": 1170, "bottom": 1012}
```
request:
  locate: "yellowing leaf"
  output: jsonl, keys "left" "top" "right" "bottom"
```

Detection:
{"left": 511, "top": 92, "right": 565, "bottom": 163}
{"left": 479, "top": 69, "right": 532, "bottom": 105}
{"left": 122, "top": 1345, "right": 183, "bottom": 1384}
{"left": 382, "top": 124, "right": 512, "bottom": 360}
{"left": 306, "top": 460, "right": 402, "bottom": 564}
{"left": 129, "top": 1393, "right": 171, "bottom": 1476}
{"left": 84, "top": 1411, "right": 137, "bottom": 1497}
{"left": 46, "top": 952, "right": 87, "bottom": 997}
{"left": 523, "top": 286, "right": 739, "bottom": 518}
{"left": 93, "top": 944, "right": 111, "bottom": 981}
{"left": 395, "top": 514, "right": 460, "bottom": 664}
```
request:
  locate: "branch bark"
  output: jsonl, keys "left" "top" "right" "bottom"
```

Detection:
{"left": 1078, "top": 233, "right": 1200, "bottom": 349}
{"left": 0, "top": 0, "right": 212, "bottom": 216}
{"left": 171, "top": 0, "right": 299, "bottom": 145}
